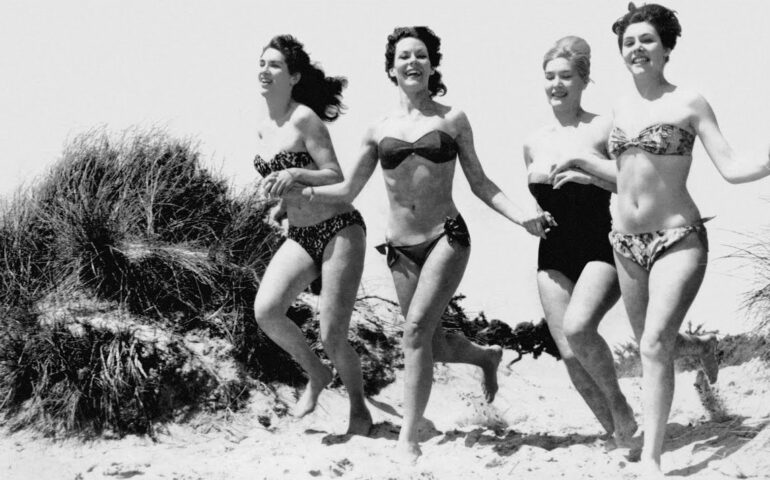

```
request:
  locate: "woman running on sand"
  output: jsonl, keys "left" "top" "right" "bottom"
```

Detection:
{"left": 528, "top": 35, "right": 719, "bottom": 449}
{"left": 557, "top": 3, "right": 770, "bottom": 475}
{"left": 283, "top": 26, "right": 547, "bottom": 460}
{"left": 251, "top": 34, "right": 372, "bottom": 436}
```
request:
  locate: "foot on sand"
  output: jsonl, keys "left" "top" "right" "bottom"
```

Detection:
{"left": 293, "top": 368, "right": 334, "bottom": 418}
{"left": 612, "top": 402, "right": 638, "bottom": 448}
{"left": 395, "top": 441, "right": 422, "bottom": 465}
{"left": 638, "top": 459, "right": 666, "bottom": 479}
{"left": 346, "top": 408, "right": 373, "bottom": 436}
{"left": 697, "top": 334, "right": 719, "bottom": 384}
{"left": 481, "top": 346, "right": 503, "bottom": 403}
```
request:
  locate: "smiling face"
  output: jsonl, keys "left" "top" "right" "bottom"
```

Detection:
{"left": 389, "top": 37, "right": 434, "bottom": 93}
{"left": 543, "top": 57, "right": 586, "bottom": 110}
{"left": 258, "top": 47, "right": 299, "bottom": 98}
{"left": 621, "top": 21, "right": 671, "bottom": 75}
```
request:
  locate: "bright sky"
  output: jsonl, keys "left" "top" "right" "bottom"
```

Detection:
{"left": 2, "top": 0, "right": 769, "bottom": 342}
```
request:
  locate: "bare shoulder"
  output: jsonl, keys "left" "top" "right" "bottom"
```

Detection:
{"left": 442, "top": 105, "right": 471, "bottom": 136}
{"left": 587, "top": 113, "right": 614, "bottom": 137}
{"left": 293, "top": 103, "right": 323, "bottom": 126}
{"left": 676, "top": 87, "right": 710, "bottom": 112}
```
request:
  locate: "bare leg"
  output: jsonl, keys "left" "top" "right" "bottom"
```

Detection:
{"left": 616, "top": 234, "right": 707, "bottom": 474}
{"left": 394, "top": 237, "right": 470, "bottom": 461}
{"left": 537, "top": 269, "right": 615, "bottom": 435}
{"left": 318, "top": 225, "right": 372, "bottom": 435}
{"left": 253, "top": 241, "right": 333, "bottom": 417}
{"left": 391, "top": 250, "right": 502, "bottom": 403}
{"left": 562, "top": 262, "right": 637, "bottom": 445}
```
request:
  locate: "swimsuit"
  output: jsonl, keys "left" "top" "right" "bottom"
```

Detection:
{"left": 253, "top": 150, "right": 365, "bottom": 269}
{"left": 529, "top": 182, "right": 615, "bottom": 283}
{"left": 288, "top": 210, "right": 366, "bottom": 269}
{"left": 607, "top": 123, "right": 695, "bottom": 158}
{"left": 253, "top": 150, "right": 313, "bottom": 177}
{"left": 607, "top": 123, "right": 706, "bottom": 270}
{"left": 608, "top": 218, "right": 711, "bottom": 271}
{"left": 375, "top": 214, "right": 470, "bottom": 269}
{"left": 378, "top": 130, "right": 458, "bottom": 169}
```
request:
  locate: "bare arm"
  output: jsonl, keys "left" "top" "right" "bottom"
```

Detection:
{"left": 266, "top": 111, "right": 343, "bottom": 195}
{"left": 693, "top": 94, "right": 770, "bottom": 184}
{"left": 549, "top": 116, "right": 618, "bottom": 185}
{"left": 457, "top": 111, "right": 546, "bottom": 237}
{"left": 286, "top": 125, "right": 379, "bottom": 205}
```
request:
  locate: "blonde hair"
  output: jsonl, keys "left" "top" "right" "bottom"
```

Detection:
{"left": 542, "top": 36, "right": 591, "bottom": 83}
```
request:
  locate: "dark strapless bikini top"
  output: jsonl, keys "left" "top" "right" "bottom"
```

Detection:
{"left": 378, "top": 130, "right": 458, "bottom": 170}
{"left": 607, "top": 123, "right": 695, "bottom": 158}
{"left": 253, "top": 150, "right": 313, "bottom": 177}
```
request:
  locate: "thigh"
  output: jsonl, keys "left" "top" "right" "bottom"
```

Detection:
{"left": 254, "top": 239, "right": 319, "bottom": 313}
{"left": 645, "top": 233, "right": 707, "bottom": 342}
{"left": 566, "top": 261, "right": 621, "bottom": 331}
{"left": 613, "top": 252, "right": 650, "bottom": 342}
{"left": 389, "top": 254, "right": 422, "bottom": 318}
{"left": 404, "top": 237, "right": 470, "bottom": 335}
{"left": 318, "top": 225, "right": 367, "bottom": 336}
{"left": 537, "top": 269, "right": 574, "bottom": 353}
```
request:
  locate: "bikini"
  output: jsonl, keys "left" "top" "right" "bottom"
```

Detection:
{"left": 607, "top": 123, "right": 709, "bottom": 270}
{"left": 374, "top": 130, "right": 469, "bottom": 268}
{"left": 253, "top": 150, "right": 366, "bottom": 269}
{"left": 529, "top": 182, "right": 614, "bottom": 283}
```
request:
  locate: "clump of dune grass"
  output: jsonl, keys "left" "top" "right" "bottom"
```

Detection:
{"left": 0, "top": 315, "right": 235, "bottom": 437}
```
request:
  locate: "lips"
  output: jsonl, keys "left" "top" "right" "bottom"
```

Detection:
{"left": 551, "top": 90, "right": 567, "bottom": 98}
{"left": 631, "top": 55, "right": 649, "bottom": 65}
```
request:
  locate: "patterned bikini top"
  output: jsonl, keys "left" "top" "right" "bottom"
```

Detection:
{"left": 378, "top": 130, "right": 458, "bottom": 170}
{"left": 253, "top": 150, "right": 313, "bottom": 177}
{"left": 607, "top": 123, "right": 695, "bottom": 158}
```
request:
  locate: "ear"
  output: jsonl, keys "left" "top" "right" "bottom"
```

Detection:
{"left": 388, "top": 67, "right": 396, "bottom": 79}
{"left": 290, "top": 72, "right": 301, "bottom": 86}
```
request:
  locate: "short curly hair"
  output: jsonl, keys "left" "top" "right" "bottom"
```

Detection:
{"left": 612, "top": 3, "right": 682, "bottom": 55}
{"left": 384, "top": 26, "right": 447, "bottom": 97}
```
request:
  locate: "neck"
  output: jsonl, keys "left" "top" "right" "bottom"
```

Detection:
{"left": 264, "top": 93, "right": 294, "bottom": 121}
{"left": 632, "top": 70, "right": 670, "bottom": 99}
{"left": 398, "top": 87, "right": 434, "bottom": 113}
{"left": 552, "top": 104, "right": 585, "bottom": 127}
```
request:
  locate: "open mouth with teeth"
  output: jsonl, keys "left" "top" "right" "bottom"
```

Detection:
{"left": 631, "top": 56, "right": 649, "bottom": 65}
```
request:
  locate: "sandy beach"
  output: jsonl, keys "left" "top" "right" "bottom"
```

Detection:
{"left": 4, "top": 348, "right": 769, "bottom": 480}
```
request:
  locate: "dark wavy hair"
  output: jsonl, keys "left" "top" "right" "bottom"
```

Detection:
{"left": 263, "top": 35, "right": 347, "bottom": 122}
{"left": 384, "top": 26, "right": 447, "bottom": 97}
{"left": 542, "top": 36, "right": 592, "bottom": 84}
{"left": 612, "top": 3, "right": 681, "bottom": 60}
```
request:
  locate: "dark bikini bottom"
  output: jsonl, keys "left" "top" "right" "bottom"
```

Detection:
{"left": 608, "top": 217, "right": 711, "bottom": 271}
{"left": 287, "top": 210, "right": 366, "bottom": 268}
{"left": 375, "top": 214, "right": 470, "bottom": 269}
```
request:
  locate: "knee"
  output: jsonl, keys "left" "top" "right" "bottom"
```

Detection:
{"left": 562, "top": 312, "right": 598, "bottom": 345}
{"left": 639, "top": 332, "right": 676, "bottom": 362}
{"left": 402, "top": 321, "right": 431, "bottom": 353}
{"left": 253, "top": 300, "right": 281, "bottom": 329}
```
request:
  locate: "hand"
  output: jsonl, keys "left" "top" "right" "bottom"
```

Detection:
{"left": 520, "top": 210, "right": 557, "bottom": 239}
{"left": 549, "top": 157, "right": 576, "bottom": 179}
{"left": 267, "top": 169, "right": 297, "bottom": 196}
{"left": 280, "top": 184, "right": 306, "bottom": 200}
{"left": 552, "top": 169, "right": 592, "bottom": 189}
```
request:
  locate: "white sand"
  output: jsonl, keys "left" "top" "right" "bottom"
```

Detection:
{"left": 3, "top": 352, "right": 769, "bottom": 480}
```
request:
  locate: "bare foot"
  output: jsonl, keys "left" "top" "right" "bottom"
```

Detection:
{"left": 481, "top": 346, "right": 503, "bottom": 403}
{"left": 639, "top": 459, "right": 665, "bottom": 479}
{"left": 346, "top": 408, "right": 373, "bottom": 436}
{"left": 293, "top": 368, "right": 333, "bottom": 418}
{"left": 612, "top": 402, "right": 638, "bottom": 448}
{"left": 395, "top": 441, "right": 422, "bottom": 465}
{"left": 697, "top": 334, "right": 719, "bottom": 384}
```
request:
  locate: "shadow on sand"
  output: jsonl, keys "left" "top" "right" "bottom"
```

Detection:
{"left": 665, "top": 416, "right": 769, "bottom": 477}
